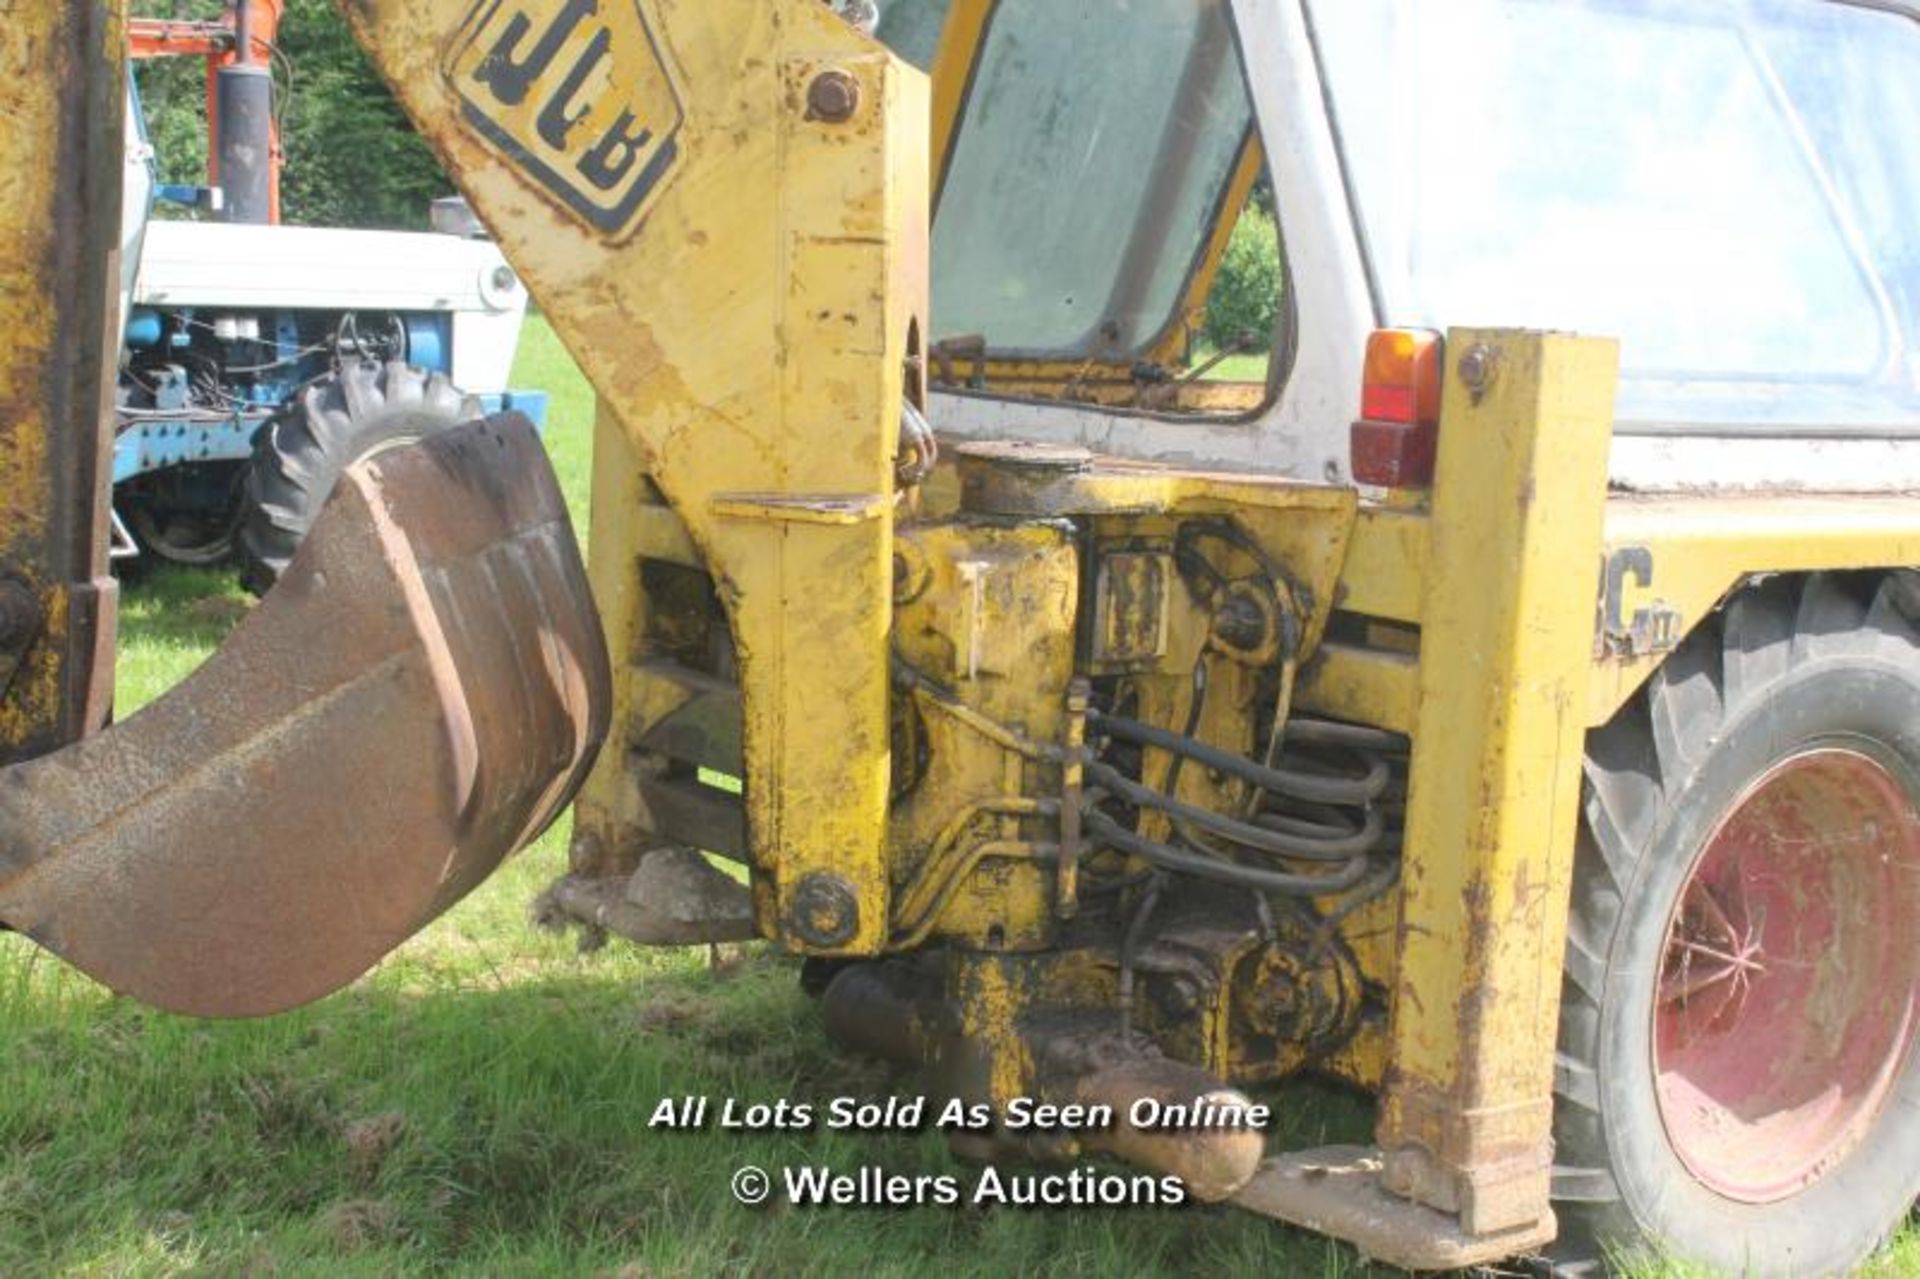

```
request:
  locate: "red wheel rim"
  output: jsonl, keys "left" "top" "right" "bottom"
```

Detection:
{"left": 1653, "top": 747, "right": 1920, "bottom": 1203}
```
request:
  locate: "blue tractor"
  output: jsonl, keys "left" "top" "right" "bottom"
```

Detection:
{"left": 115, "top": 2, "right": 545, "bottom": 590}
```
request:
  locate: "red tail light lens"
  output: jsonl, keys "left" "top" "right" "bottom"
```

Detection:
{"left": 1352, "top": 329, "right": 1444, "bottom": 487}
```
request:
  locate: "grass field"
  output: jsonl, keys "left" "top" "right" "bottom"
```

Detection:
{"left": 1199, "top": 351, "right": 1271, "bottom": 384}
{"left": 2, "top": 319, "right": 1912, "bottom": 1277}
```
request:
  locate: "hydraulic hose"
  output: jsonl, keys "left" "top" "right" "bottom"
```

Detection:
{"left": 1087, "top": 761, "right": 1380, "bottom": 862}
{"left": 1086, "top": 811, "right": 1374, "bottom": 896}
{"left": 1088, "top": 710, "right": 1388, "bottom": 806}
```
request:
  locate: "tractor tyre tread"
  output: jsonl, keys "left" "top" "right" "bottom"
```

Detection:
{"left": 238, "top": 359, "right": 478, "bottom": 595}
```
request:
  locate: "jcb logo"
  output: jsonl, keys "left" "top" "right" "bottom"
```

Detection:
{"left": 443, "top": 0, "right": 684, "bottom": 235}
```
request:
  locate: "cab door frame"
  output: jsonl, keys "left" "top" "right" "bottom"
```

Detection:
{"left": 924, "top": 0, "right": 1376, "bottom": 484}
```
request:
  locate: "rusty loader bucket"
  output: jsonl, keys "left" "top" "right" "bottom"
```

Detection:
{"left": 0, "top": 416, "right": 611, "bottom": 1017}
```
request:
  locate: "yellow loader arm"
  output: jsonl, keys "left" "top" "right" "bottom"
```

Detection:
{"left": 335, "top": 0, "right": 927, "bottom": 952}
{"left": 0, "top": 3, "right": 609, "bottom": 1016}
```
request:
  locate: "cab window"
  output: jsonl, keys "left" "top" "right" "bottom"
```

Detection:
{"left": 929, "top": 0, "right": 1268, "bottom": 370}
{"left": 1310, "top": 0, "right": 1920, "bottom": 430}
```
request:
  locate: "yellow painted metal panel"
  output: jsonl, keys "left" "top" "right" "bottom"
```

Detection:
{"left": 1294, "top": 642, "right": 1418, "bottom": 735}
{"left": 1334, "top": 506, "right": 1429, "bottom": 625}
{"left": 340, "top": 0, "right": 930, "bottom": 953}
{"left": 1376, "top": 330, "right": 1618, "bottom": 1236}
{"left": 889, "top": 521, "right": 1078, "bottom": 950}
{"left": 1588, "top": 494, "right": 1920, "bottom": 725}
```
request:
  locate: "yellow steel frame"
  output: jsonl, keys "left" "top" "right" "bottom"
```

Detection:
{"left": 1369, "top": 332, "right": 1619, "bottom": 1237}
{"left": 1587, "top": 494, "right": 1920, "bottom": 722}
{"left": 1302, "top": 491, "right": 1920, "bottom": 732}
{"left": 889, "top": 519, "right": 1079, "bottom": 953}
{"left": 343, "top": 0, "right": 928, "bottom": 954}
{"left": 341, "top": 3, "right": 1920, "bottom": 1257}
{"left": 1281, "top": 332, "right": 1920, "bottom": 1248}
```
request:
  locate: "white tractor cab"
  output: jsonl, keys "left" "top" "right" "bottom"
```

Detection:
{"left": 891, "top": 0, "right": 1920, "bottom": 493}
{"left": 114, "top": 8, "right": 542, "bottom": 591}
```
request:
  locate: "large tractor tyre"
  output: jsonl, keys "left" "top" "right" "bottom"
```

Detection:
{"left": 1551, "top": 572, "right": 1920, "bottom": 1276}
{"left": 238, "top": 360, "right": 480, "bottom": 595}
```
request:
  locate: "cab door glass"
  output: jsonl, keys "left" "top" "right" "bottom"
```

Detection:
{"left": 931, "top": 0, "right": 1255, "bottom": 360}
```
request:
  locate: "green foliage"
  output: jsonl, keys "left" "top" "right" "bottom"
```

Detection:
{"left": 273, "top": 0, "right": 450, "bottom": 229}
{"left": 1202, "top": 201, "right": 1282, "bottom": 353}
{"left": 132, "top": 0, "right": 451, "bottom": 229}
{"left": 130, "top": 0, "right": 220, "bottom": 194}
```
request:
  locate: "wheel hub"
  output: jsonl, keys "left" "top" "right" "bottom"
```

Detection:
{"left": 1653, "top": 747, "right": 1920, "bottom": 1203}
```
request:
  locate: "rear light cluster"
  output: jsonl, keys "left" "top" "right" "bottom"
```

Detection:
{"left": 1350, "top": 328, "right": 1442, "bottom": 488}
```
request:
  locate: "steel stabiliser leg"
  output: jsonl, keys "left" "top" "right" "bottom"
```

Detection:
{"left": 1231, "top": 331, "right": 1618, "bottom": 1269}
{"left": 1377, "top": 330, "right": 1619, "bottom": 1235}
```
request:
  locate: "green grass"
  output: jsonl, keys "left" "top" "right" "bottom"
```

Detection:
{"left": 1196, "top": 350, "right": 1270, "bottom": 384}
{"left": 3, "top": 318, "right": 1913, "bottom": 1277}
{"left": 512, "top": 315, "right": 595, "bottom": 538}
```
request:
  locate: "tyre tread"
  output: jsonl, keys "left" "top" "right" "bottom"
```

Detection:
{"left": 238, "top": 359, "right": 479, "bottom": 594}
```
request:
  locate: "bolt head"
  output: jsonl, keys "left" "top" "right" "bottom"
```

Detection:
{"left": 1457, "top": 343, "right": 1499, "bottom": 397}
{"left": 789, "top": 873, "right": 860, "bottom": 948}
{"left": 807, "top": 70, "right": 861, "bottom": 123}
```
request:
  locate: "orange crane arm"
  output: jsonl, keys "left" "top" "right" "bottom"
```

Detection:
{"left": 128, "top": 2, "right": 283, "bottom": 223}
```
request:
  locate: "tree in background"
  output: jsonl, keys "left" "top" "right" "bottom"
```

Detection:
{"left": 133, "top": 0, "right": 450, "bottom": 229}
{"left": 1202, "top": 197, "right": 1282, "bottom": 355}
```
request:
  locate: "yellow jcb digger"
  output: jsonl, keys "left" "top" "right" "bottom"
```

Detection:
{"left": 6, "top": 1, "right": 1920, "bottom": 1273}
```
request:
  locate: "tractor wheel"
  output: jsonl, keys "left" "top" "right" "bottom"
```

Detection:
{"left": 1551, "top": 572, "right": 1920, "bottom": 1276}
{"left": 238, "top": 359, "right": 479, "bottom": 595}
{"left": 118, "top": 465, "right": 245, "bottom": 571}
{"left": 125, "top": 500, "right": 237, "bottom": 567}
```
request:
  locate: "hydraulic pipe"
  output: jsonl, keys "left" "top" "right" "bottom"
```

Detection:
{"left": 198, "top": 1, "right": 282, "bottom": 223}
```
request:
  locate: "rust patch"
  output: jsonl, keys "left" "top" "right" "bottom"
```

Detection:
{"left": 0, "top": 3, "right": 121, "bottom": 763}
{"left": 0, "top": 417, "right": 610, "bottom": 1017}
